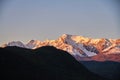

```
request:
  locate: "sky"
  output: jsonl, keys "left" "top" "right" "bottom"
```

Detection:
{"left": 0, "top": 0, "right": 120, "bottom": 45}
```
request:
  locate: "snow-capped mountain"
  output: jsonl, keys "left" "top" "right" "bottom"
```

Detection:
{"left": 1, "top": 34, "right": 120, "bottom": 61}
{"left": 2, "top": 41, "right": 26, "bottom": 48}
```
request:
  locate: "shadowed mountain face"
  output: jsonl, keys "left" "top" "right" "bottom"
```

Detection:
{"left": 80, "top": 61, "right": 120, "bottom": 80}
{"left": 0, "top": 46, "right": 108, "bottom": 80}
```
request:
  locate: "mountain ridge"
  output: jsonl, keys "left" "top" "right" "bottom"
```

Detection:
{"left": 1, "top": 34, "right": 120, "bottom": 62}
{"left": 0, "top": 46, "right": 109, "bottom": 80}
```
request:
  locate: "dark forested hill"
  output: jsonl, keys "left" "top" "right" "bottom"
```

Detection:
{"left": 80, "top": 61, "right": 120, "bottom": 80}
{"left": 0, "top": 46, "right": 109, "bottom": 80}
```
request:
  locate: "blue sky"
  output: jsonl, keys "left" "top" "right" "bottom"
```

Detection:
{"left": 0, "top": 0, "right": 119, "bottom": 45}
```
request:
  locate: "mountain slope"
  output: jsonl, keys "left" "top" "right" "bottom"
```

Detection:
{"left": 80, "top": 61, "right": 120, "bottom": 80}
{"left": 0, "top": 46, "right": 108, "bottom": 80}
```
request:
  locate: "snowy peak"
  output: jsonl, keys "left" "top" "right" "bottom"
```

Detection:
{"left": 26, "top": 40, "right": 41, "bottom": 49}
{"left": 2, "top": 41, "right": 26, "bottom": 48}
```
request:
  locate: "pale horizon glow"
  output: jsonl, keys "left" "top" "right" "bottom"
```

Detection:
{"left": 0, "top": 0, "right": 120, "bottom": 45}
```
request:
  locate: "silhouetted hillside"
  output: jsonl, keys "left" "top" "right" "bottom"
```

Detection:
{"left": 80, "top": 61, "right": 120, "bottom": 80}
{"left": 0, "top": 46, "right": 108, "bottom": 80}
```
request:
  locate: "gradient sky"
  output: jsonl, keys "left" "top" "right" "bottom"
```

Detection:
{"left": 0, "top": 0, "right": 120, "bottom": 45}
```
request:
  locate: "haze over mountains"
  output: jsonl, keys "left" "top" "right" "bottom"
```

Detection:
{"left": 1, "top": 34, "right": 120, "bottom": 62}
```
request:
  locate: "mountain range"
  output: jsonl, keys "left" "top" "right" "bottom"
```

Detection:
{"left": 1, "top": 34, "right": 120, "bottom": 62}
